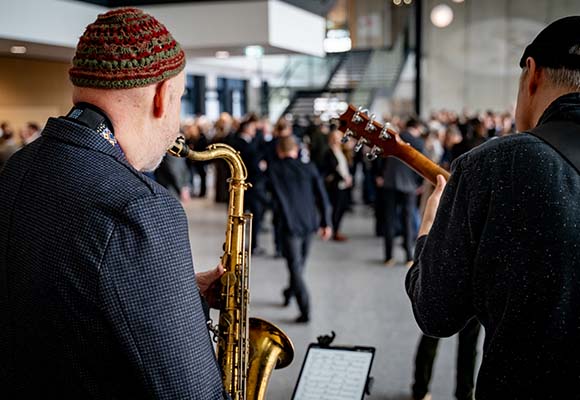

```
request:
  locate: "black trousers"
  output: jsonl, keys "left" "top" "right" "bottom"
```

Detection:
{"left": 412, "top": 318, "right": 481, "bottom": 400}
{"left": 329, "top": 187, "right": 350, "bottom": 234}
{"left": 281, "top": 233, "right": 312, "bottom": 317}
{"left": 384, "top": 189, "right": 417, "bottom": 261}
{"left": 245, "top": 186, "right": 266, "bottom": 250}
{"left": 188, "top": 163, "right": 207, "bottom": 197}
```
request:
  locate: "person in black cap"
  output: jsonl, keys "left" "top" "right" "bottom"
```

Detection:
{"left": 406, "top": 16, "right": 580, "bottom": 399}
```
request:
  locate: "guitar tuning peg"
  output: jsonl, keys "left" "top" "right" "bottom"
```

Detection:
{"left": 379, "top": 122, "right": 397, "bottom": 140}
{"left": 352, "top": 107, "right": 364, "bottom": 124}
{"left": 365, "top": 145, "right": 383, "bottom": 161}
{"left": 365, "top": 114, "right": 377, "bottom": 132}
{"left": 354, "top": 137, "right": 369, "bottom": 153}
{"left": 341, "top": 129, "right": 354, "bottom": 144}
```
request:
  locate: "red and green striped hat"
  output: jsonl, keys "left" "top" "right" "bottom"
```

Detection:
{"left": 69, "top": 8, "right": 186, "bottom": 89}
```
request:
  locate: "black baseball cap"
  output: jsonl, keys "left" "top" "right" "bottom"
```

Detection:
{"left": 519, "top": 16, "right": 580, "bottom": 70}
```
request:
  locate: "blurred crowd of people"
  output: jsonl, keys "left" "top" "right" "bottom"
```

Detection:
{"left": 149, "top": 107, "right": 515, "bottom": 256}
{"left": 1, "top": 107, "right": 516, "bottom": 258}
{"left": 0, "top": 122, "right": 41, "bottom": 169}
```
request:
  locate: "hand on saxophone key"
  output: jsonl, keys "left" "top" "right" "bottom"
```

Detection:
{"left": 196, "top": 264, "right": 225, "bottom": 309}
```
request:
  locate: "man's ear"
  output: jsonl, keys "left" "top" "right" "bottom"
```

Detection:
{"left": 153, "top": 79, "right": 170, "bottom": 119}
{"left": 526, "top": 57, "right": 540, "bottom": 96}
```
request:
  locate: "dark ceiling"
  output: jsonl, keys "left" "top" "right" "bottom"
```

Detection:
{"left": 72, "top": 0, "right": 335, "bottom": 16}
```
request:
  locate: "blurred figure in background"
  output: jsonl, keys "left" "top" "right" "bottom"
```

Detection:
{"left": 230, "top": 114, "right": 268, "bottom": 255}
{"left": 268, "top": 136, "right": 332, "bottom": 323}
{"left": 323, "top": 125, "right": 353, "bottom": 242}
{"left": 212, "top": 112, "right": 235, "bottom": 203}
{"left": 20, "top": 122, "right": 41, "bottom": 145}
{"left": 183, "top": 119, "right": 209, "bottom": 198}
{"left": 378, "top": 118, "right": 424, "bottom": 267}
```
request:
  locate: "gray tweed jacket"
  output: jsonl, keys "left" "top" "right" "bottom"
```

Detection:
{"left": 0, "top": 117, "right": 225, "bottom": 399}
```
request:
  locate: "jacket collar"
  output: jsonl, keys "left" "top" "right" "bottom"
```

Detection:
{"left": 532, "top": 92, "right": 580, "bottom": 173}
{"left": 537, "top": 92, "right": 580, "bottom": 126}
{"left": 41, "top": 117, "right": 132, "bottom": 169}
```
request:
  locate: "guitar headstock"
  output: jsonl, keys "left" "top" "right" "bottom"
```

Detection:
{"left": 337, "top": 104, "right": 403, "bottom": 161}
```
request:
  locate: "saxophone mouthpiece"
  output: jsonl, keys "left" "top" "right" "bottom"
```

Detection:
{"left": 168, "top": 135, "right": 188, "bottom": 157}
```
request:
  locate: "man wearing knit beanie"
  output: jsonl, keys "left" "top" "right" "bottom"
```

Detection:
{"left": 0, "top": 8, "right": 227, "bottom": 399}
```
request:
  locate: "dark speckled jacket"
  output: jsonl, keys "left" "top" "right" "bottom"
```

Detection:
{"left": 407, "top": 93, "right": 580, "bottom": 399}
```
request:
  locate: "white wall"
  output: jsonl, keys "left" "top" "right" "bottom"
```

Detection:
{"left": 268, "top": 0, "right": 325, "bottom": 56}
{"left": 0, "top": 0, "right": 103, "bottom": 47}
{"left": 142, "top": 1, "right": 269, "bottom": 50}
{"left": 421, "top": 0, "right": 580, "bottom": 114}
{"left": 0, "top": 0, "right": 324, "bottom": 57}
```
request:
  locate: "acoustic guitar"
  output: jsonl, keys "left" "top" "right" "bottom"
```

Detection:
{"left": 337, "top": 105, "right": 450, "bottom": 185}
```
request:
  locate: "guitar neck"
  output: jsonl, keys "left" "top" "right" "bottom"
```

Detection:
{"left": 393, "top": 144, "right": 450, "bottom": 185}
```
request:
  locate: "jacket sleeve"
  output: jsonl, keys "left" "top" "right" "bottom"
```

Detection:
{"left": 405, "top": 157, "right": 477, "bottom": 337}
{"left": 310, "top": 164, "right": 332, "bottom": 228}
{"left": 98, "top": 192, "right": 225, "bottom": 399}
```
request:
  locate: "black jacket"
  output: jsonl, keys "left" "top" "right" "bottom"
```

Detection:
{"left": 406, "top": 93, "right": 580, "bottom": 399}
{"left": 268, "top": 157, "right": 331, "bottom": 236}
{"left": 0, "top": 117, "right": 225, "bottom": 399}
{"left": 382, "top": 131, "right": 424, "bottom": 193}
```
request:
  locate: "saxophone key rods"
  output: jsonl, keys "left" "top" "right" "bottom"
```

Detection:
{"left": 168, "top": 137, "right": 294, "bottom": 400}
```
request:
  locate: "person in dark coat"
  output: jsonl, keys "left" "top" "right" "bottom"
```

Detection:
{"left": 323, "top": 126, "right": 353, "bottom": 241}
{"left": 184, "top": 121, "right": 209, "bottom": 198}
{"left": 268, "top": 136, "right": 332, "bottom": 323}
{"left": 378, "top": 118, "right": 424, "bottom": 266}
{"left": 0, "top": 9, "right": 226, "bottom": 399}
{"left": 230, "top": 114, "right": 268, "bottom": 255}
{"left": 407, "top": 16, "right": 580, "bottom": 399}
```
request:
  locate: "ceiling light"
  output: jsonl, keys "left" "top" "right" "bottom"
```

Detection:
{"left": 430, "top": 4, "right": 454, "bottom": 28}
{"left": 324, "top": 37, "right": 352, "bottom": 53}
{"left": 10, "top": 46, "right": 27, "bottom": 54}
{"left": 244, "top": 45, "right": 264, "bottom": 58}
{"left": 452, "top": 0, "right": 465, "bottom": 3}
{"left": 403, "top": 0, "right": 413, "bottom": 4}
{"left": 393, "top": 0, "right": 402, "bottom": 5}
{"left": 215, "top": 51, "right": 230, "bottom": 59}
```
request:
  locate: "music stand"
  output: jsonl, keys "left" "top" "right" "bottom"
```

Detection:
{"left": 291, "top": 333, "right": 375, "bottom": 400}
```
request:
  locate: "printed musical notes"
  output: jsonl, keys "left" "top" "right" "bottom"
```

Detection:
{"left": 293, "top": 347, "right": 373, "bottom": 400}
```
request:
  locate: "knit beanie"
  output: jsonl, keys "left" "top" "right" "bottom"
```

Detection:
{"left": 69, "top": 8, "right": 186, "bottom": 89}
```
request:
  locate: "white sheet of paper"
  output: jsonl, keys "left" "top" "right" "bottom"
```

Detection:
{"left": 293, "top": 348, "right": 373, "bottom": 400}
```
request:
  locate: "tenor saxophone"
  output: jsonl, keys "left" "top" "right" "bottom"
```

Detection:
{"left": 168, "top": 137, "right": 294, "bottom": 400}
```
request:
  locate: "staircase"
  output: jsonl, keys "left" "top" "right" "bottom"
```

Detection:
{"left": 269, "top": 29, "right": 410, "bottom": 119}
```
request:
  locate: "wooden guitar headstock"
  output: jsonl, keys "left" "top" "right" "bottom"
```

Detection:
{"left": 337, "top": 104, "right": 450, "bottom": 185}
{"left": 337, "top": 105, "right": 405, "bottom": 161}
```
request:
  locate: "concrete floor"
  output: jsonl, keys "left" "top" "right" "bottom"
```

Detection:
{"left": 184, "top": 197, "right": 482, "bottom": 400}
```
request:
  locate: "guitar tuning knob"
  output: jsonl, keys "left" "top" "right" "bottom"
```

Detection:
{"left": 352, "top": 107, "right": 364, "bottom": 124}
{"left": 352, "top": 106, "right": 370, "bottom": 124}
{"left": 354, "top": 137, "right": 369, "bottom": 153}
{"left": 365, "top": 114, "right": 377, "bottom": 132}
{"left": 365, "top": 145, "right": 383, "bottom": 161}
{"left": 341, "top": 129, "right": 354, "bottom": 144}
{"left": 379, "top": 122, "right": 396, "bottom": 140}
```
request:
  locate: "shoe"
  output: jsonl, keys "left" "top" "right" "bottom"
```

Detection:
{"left": 332, "top": 233, "right": 348, "bottom": 242}
{"left": 384, "top": 258, "right": 397, "bottom": 267}
{"left": 413, "top": 394, "right": 431, "bottom": 400}
{"left": 405, "top": 260, "right": 414, "bottom": 268}
{"left": 295, "top": 314, "right": 310, "bottom": 323}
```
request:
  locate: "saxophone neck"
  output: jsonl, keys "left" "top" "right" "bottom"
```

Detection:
{"left": 168, "top": 136, "right": 248, "bottom": 182}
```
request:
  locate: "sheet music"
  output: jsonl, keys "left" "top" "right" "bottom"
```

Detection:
{"left": 293, "top": 348, "right": 373, "bottom": 400}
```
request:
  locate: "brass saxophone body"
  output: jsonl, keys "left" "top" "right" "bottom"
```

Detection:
{"left": 168, "top": 137, "right": 294, "bottom": 400}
